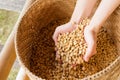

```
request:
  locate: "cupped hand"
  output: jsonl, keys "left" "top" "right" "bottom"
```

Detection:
{"left": 53, "top": 22, "right": 98, "bottom": 63}
{"left": 53, "top": 22, "right": 78, "bottom": 62}
{"left": 53, "top": 22, "right": 77, "bottom": 45}
{"left": 83, "top": 25, "right": 97, "bottom": 62}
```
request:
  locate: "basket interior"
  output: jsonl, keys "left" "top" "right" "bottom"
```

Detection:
{"left": 16, "top": 0, "right": 75, "bottom": 72}
{"left": 103, "top": 6, "right": 120, "bottom": 54}
{"left": 16, "top": 0, "right": 120, "bottom": 79}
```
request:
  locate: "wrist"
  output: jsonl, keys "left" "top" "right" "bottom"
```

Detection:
{"left": 70, "top": 17, "right": 89, "bottom": 25}
{"left": 70, "top": 0, "right": 97, "bottom": 24}
{"left": 88, "top": 22, "right": 101, "bottom": 33}
{"left": 70, "top": 17, "right": 83, "bottom": 24}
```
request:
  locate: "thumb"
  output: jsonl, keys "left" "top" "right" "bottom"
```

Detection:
{"left": 84, "top": 43, "right": 96, "bottom": 62}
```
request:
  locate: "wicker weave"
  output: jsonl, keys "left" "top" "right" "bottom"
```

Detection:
{"left": 15, "top": 0, "right": 120, "bottom": 80}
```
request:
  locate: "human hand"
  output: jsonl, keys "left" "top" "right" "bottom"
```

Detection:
{"left": 53, "top": 22, "right": 78, "bottom": 62}
{"left": 53, "top": 22, "right": 77, "bottom": 45}
{"left": 82, "top": 0, "right": 120, "bottom": 62}
{"left": 83, "top": 25, "right": 97, "bottom": 62}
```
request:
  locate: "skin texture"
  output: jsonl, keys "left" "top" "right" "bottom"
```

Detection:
{"left": 53, "top": 0, "right": 120, "bottom": 62}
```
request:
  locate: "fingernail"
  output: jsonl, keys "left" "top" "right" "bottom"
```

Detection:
{"left": 83, "top": 56, "right": 89, "bottom": 62}
{"left": 54, "top": 47, "right": 57, "bottom": 51}
{"left": 56, "top": 52, "right": 59, "bottom": 58}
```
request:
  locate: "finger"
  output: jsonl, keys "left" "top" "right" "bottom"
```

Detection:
{"left": 84, "top": 28, "right": 97, "bottom": 62}
{"left": 54, "top": 47, "right": 57, "bottom": 51}
{"left": 52, "top": 32, "right": 58, "bottom": 44}
{"left": 56, "top": 52, "right": 60, "bottom": 59}
{"left": 53, "top": 28, "right": 60, "bottom": 45}
{"left": 84, "top": 43, "right": 96, "bottom": 62}
{"left": 55, "top": 52, "right": 63, "bottom": 64}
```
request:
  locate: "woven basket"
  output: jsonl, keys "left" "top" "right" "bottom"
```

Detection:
{"left": 15, "top": 0, "right": 120, "bottom": 80}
